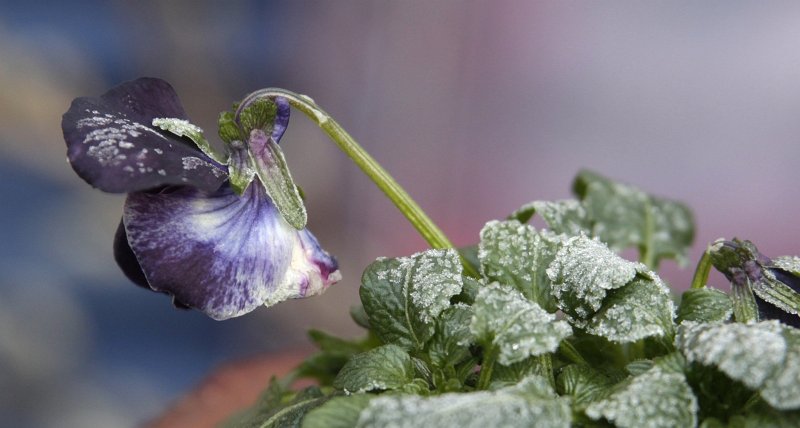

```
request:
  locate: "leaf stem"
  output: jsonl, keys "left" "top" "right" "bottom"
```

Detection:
{"left": 690, "top": 247, "right": 713, "bottom": 289}
{"left": 477, "top": 347, "right": 498, "bottom": 390}
{"left": 235, "top": 89, "right": 478, "bottom": 277}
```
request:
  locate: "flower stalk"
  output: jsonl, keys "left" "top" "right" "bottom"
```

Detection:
{"left": 236, "top": 88, "right": 479, "bottom": 277}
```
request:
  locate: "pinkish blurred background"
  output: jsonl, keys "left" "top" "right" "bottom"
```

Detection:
{"left": 2, "top": 1, "right": 799, "bottom": 426}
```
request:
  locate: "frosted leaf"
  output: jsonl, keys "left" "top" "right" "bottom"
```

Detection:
{"left": 772, "top": 256, "right": 800, "bottom": 275}
{"left": 523, "top": 200, "right": 591, "bottom": 236}
{"left": 676, "top": 321, "right": 786, "bottom": 389}
{"left": 584, "top": 274, "right": 675, "bottom": 343}
{"left": 585, "top": 366, "right": 698, "bottom": 428}
{"left": 547, "top": 235, "right": 640, "bottom": 322}
{"left": 470, "top": 283, "right": 572, "bottom": 365}
{"left": 676, "top": 287, "right": 733, "bottom": 323}
{"left": 573, "top": 170, "right": 694, "bottom": 267}
{"left": 753, "top": 270, "right": 800, "bottom": 316}
{"left": 408, "top": 249, "right": 464, "bottom": 323}
{"left": 333, "top": 344, "right": 415, "bottom": 393}
{"left": 355, "top": 375, "right": 571, "bottom": 428}
{"left": 761, "top": 328, "right": 800, "bottom": 410}
{"left": 478, "top": 220, "right": 564, "bottom": 310}
{"left": 152, "top": 117, "right": 227, "bottom": 163}
{"left": 360, "top": 249, "right": 463, "bottom": 351}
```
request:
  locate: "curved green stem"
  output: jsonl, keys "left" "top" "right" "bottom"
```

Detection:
{"left": 236, "top": 89, "right": 478, "bottom": 277}
{"left": 690, "top": 247, "right": 713, "bottom": 289}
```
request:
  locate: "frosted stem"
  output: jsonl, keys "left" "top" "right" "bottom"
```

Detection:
{"left": 235, "top": 89, "right": 478, "bottom": 277}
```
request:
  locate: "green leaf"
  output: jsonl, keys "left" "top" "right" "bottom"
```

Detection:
{"left": 355, "top": 375, "right": 572, "bottom": 428}
{"left": 478, "top": 220, "right": 563, "bottom": 311}
{"left": 585, "top": 366, "right": 698, "bottom": 428}
{"left": 470, "top": 283, "right": 572, "bottom": 365}
{"left": 547, "top": 235, "right": 641, "bottom": 322}
{"left": 301, "top": 394, "right": 374, "bottom": 428}
{"left": 676, "top": 321, "right": 787, "bottom": 390}
{"left": 556, "top": 364, "right": 620, "bottom": 406}
{"left": 584, "top": 274, "right": 676, "bottom": 343}
{"left": 573, "top": 170, "right": 694, "bottom": 267}
{"left": 360, "top": 249, "right": 463, "bottom": 352}
{"left": 760, "top": 328, "right": 800, "bottom": 410}
{"left": 225, "top": 385, "right": 328, "bottom": 428}
{"left": 333, "top": 344, "right": 415, "bottom": 393}
{"left": 491, "top": 356, "right": 549, "bottom": 386}
{"left": 510, "top": 200, "right": 591, "bottom": 236}
{"left": 427, "top": 304, "right": 473, "bottom": 369}
{"left": 350, "top": 305, "right": 371, "bottom": 329}
{"left": 677, "top": 287, "right": 733, "bottom": 323}
{"left": 152, "top": 117, "right": 228, "bottom": 163}
{"left": 249, "top": 136, "right": 307, "bottom": 229}
{"left": 295, "top": 331, "right": 381, "bottom": 386}
{"left": 753, "top": 271, "right": 800, "bottom": 317}
{"left": 772, "top": 256, "right": 800, "bottom": 275}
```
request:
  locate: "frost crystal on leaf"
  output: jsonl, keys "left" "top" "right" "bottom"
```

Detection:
{"left": 360, "top": 249, "right": 463, "bottom": 351}
{"left": 355, "top": 375, "right": 571, "bottom": 428}
{"left": 585, "top": 274, "right": 675, "bottom": 343}
{"left": 523, "top": 200, "right": 590, "bottom": 236}
{"left": 759, "top": 328, "right": 800, "bottom": 410}
{"left": 772, "top": 256, "right": 800, "bottom": 275}
{"left": 675, "top": 321, "right": 786, "bottom": 389}
{"left": 478, "top": 220, "right": 564, "bottom": 310}
{"left": 585, "top": 367, "right": 698, "bottom": 428}
{"left": 547, "top": 235, "right": 641, "bottom": 321}
{"left": 470, "top": 283, "right": 572, "bottom": 365}
{"left": 333, "top": 344, "right": 415, "bottom": 394}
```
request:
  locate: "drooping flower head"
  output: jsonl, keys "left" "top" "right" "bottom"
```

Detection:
{"left": 709, "top": 238, "right": 800, "bottom": 327}
{"left": 62, "top": 78, "right": 340, "bottom": 320}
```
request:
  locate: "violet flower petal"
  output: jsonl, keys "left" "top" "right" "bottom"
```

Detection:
{"left": 62, "top": 77, "right": 227, "bottom": 193}
{"left": 122, "top": 183, "right": 340, "bottom": 320}
{"left": 272, "top": 96, "right": 290, "bottom": 142}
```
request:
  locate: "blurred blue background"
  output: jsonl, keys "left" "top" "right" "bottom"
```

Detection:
{"left": 2, "top": 1, "right": 800, "bottom": 426}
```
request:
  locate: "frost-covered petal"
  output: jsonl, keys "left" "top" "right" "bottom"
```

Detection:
{"left": 62, "top": 77, "right": 227, "bottom": 193}
{"left": 122, "top": 183, "right": 340, "bottom": 320}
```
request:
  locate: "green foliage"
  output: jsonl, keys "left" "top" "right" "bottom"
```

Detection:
{"left": 226, "top": 170, "right": 800, "bottom": 427}
{"left": 677, "top": 287, "right": 733, "bottom": 323}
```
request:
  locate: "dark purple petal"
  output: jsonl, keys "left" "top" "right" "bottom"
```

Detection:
{"left": 122, "top": 183, "right": 340, "bottom": 320}
{"left": 272, "top": 96, "right": 290, "bottom": 143}
{"left": 63, "top": 78, "right": 227, "bottom": 193}
{"left": 113, "top": 219, "right": 149, "bottom": 288}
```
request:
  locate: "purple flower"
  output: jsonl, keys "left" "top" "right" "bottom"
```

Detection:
{"left": 709, "top": 239, "right": 800, "bottom": 327}
{"left": 62, "top": 78, "right": 340, "bottom": 320}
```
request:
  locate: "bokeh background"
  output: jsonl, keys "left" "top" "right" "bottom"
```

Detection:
{"left": 2, "top": 1, "right": 799, "bottom": 426}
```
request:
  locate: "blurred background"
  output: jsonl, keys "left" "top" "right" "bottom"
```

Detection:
{"left": 2, "top": 1, "right": 800, "bottom": 426}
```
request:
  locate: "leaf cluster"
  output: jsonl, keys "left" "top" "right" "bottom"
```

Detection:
{"left": 228, "top": 171, "right": 799, "bottom": 427}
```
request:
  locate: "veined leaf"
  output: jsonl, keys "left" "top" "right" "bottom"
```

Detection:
{"left": 360, "top": 249, "right": 463, "bottom": 352}
{"left": 677, "top": 287, "right": 733, "bottom": 323}
{"left": 333, "top": 344, "right": 415, "bottom": 393}
{"left": 478, "top": 220, "right": 563, "bottom": 311}
{"left": 573, "top": 170, "right": 694, "bottom": 268}
{"left": 509, "top": 199, "right": 590, "bottom": 236}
